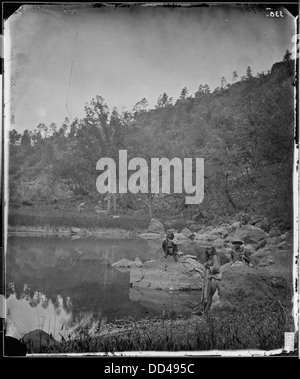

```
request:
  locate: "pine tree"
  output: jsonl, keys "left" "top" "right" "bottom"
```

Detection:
{"left": 179, "top": 87, "right": 188, "bottom": 100}
{"left": 232, "top": 71, "right": 238, "bottom": 82}
{"left": 203, "top": 84, "right": 210, "bottom": 94}
{"left": 155, "top": 92, "right": 172, "bottom": 108}
{"left": 283, "top": 49, "right": 292, "bottom": 61}
{"left": 221, "top": 77, "right": 227, "bottom": 89}
{"left": 21, "top": 129, "right": 31, "bottom": 147}
{"left": 246, "top": 66, "right": 253, "bottom": 79}
{"left": 133, "top": 98, "right": 149, "bottom": 114}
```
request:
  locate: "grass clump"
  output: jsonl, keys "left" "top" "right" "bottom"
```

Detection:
{"left": 25, "top": 298, "right": 296, "bottom": 354}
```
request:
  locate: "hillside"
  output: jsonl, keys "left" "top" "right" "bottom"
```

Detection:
{"left": 8, "top": 58, "right": 295, "bottom": 228}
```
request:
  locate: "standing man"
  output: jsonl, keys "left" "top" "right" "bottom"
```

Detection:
{"left": 193, "top": 246, "right": 221, "bottom": 316}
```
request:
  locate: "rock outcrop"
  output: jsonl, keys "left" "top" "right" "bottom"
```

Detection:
{"left": 112, "top": 257, "right": 143, "bottom": 271}
{"left": 21, "top": 330, "right": 60, "bottom": 350}
{"left": 113, "top": 256, "right": 205, "bottom": 291}
{"left": 211, "top": 242, "right": 294, "bottom": 310}
{"left": 148, "top": 218, "right": 165, "bottom": 235}
{"left": 131, "top": 217, "right": 293, "bottom": 313}
{"left": 129, "top": 287, "right": 202, "bottom": 315}
{"left": 181, "top": 227, "right": 193, "bottom": 238}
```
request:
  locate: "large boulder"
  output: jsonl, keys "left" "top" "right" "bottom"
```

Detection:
{"left": 174, "top": 232, "right": 190, "bottom": 243}
{"left": 21, "top": 330, "right": 60, "bottom": 351}
{"left": 212, "top": 237, "right": 226, "bottom": 247}
{"left": 194, "top": 233, "right": 219, "bottom": 244}
{"left": 255, "top": 239, "right": 267, "bottom": 251}
{"left": 268, "top": 227, "right": 282, "bottom": 237}
{"left": 232, "top": 224, "right": 267, "bottom": 246}
{"left": 249, "top": 214, "right": 263, "bottom": 226}
{"left": 278, "top": 231, "right": 292, "bottom": 242}
{"left": 129, "top": 256, "right": 205, "bottom": 291}
{"left": 189, "top": 224, "right": 202, "bottom": 232}
{"left": 254, "top": 218, "right": 271, "bottom": 231}
{"left": 244, "top": 244, "right": 256, "bottom": 255}
{"left": 213, "top": 241, "right": 294, "bottom": 310}
{"left": 148, "top": 218, "right": 165, "bottom": 235}
{"left": 211, "top": 225, "right": 229, "bottom": 238}
{"left": 164, "top": 219, "right": 180, "bottom": 230}
{"left": 266, "top": 237, "right": 279, "bottom": 245}
{"left": 250, "top": 245, "right": 293, "bottom": 277}
{"left": 217, "top": 265, "right": 275, "bottom": 308}
{"left": 181, "top": 227, "right": 193, "bottom": 238}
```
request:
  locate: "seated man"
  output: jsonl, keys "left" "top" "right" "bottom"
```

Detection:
{"left": 162, "top": 230, "right": 179, "bottom": 262}
{"left": 230, "top": 240, "right": 250, "bottom": 266}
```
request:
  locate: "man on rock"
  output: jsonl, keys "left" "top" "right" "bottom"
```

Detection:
{"left": 193, "top": 246, "right": 221, "bottom": 316}
{"left": 162, "top": 230, "right": 179, "bottom": 262}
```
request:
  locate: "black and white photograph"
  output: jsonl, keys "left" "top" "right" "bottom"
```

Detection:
{"left": 1, "top": 2, "right": 299, "bottom": 358}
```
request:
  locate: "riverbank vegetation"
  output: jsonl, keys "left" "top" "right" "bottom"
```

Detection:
{"left": 8, "top": 205, "right": 151, "bottom": 231}
{"left": 24, "top": 296, "right": 295, "bottom": 354}
{"left": 8, "top": 56, "right": 295, "bottom": 230}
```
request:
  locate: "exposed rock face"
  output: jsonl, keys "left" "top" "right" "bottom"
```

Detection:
{"left": 232, "top": 225, "right": 267, "bottom": 246}
{"left": 148, "top": 218, "right": 165, "bottom": 235}
{"left": 127, "top": 256, "right": 205, "bottom": 291}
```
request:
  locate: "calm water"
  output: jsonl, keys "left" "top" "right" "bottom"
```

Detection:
{"left": 5, "top": 235, "right": 203, "bottom": 341}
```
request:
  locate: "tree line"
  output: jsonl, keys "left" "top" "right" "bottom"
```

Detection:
{"left": 8, "top": 52, "right": 295, "bottom": 225}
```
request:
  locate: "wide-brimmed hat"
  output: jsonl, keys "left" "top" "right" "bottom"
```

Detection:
{"left": 232, "top": 240, "right": 244, "bottom": 245}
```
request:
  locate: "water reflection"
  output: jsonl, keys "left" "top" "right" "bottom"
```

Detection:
{"left": 6, "top": 235, "right": 203, "bottom": 341}
{"left": 6, "top": 292, "right": 72, "bottom": 340}
{"left": 5, "top": 235, "right": 167, "bottom": 340}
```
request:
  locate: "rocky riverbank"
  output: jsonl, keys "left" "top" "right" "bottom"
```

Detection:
{"left": 112, "top": 216, "right": 294, "bottom": 311}
{"left": 7, "top": 225, "right": 140, "bottom": 239}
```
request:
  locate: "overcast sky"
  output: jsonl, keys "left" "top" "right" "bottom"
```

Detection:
{"left": 5, "top": 4, "right": 296, "bottom": 133}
